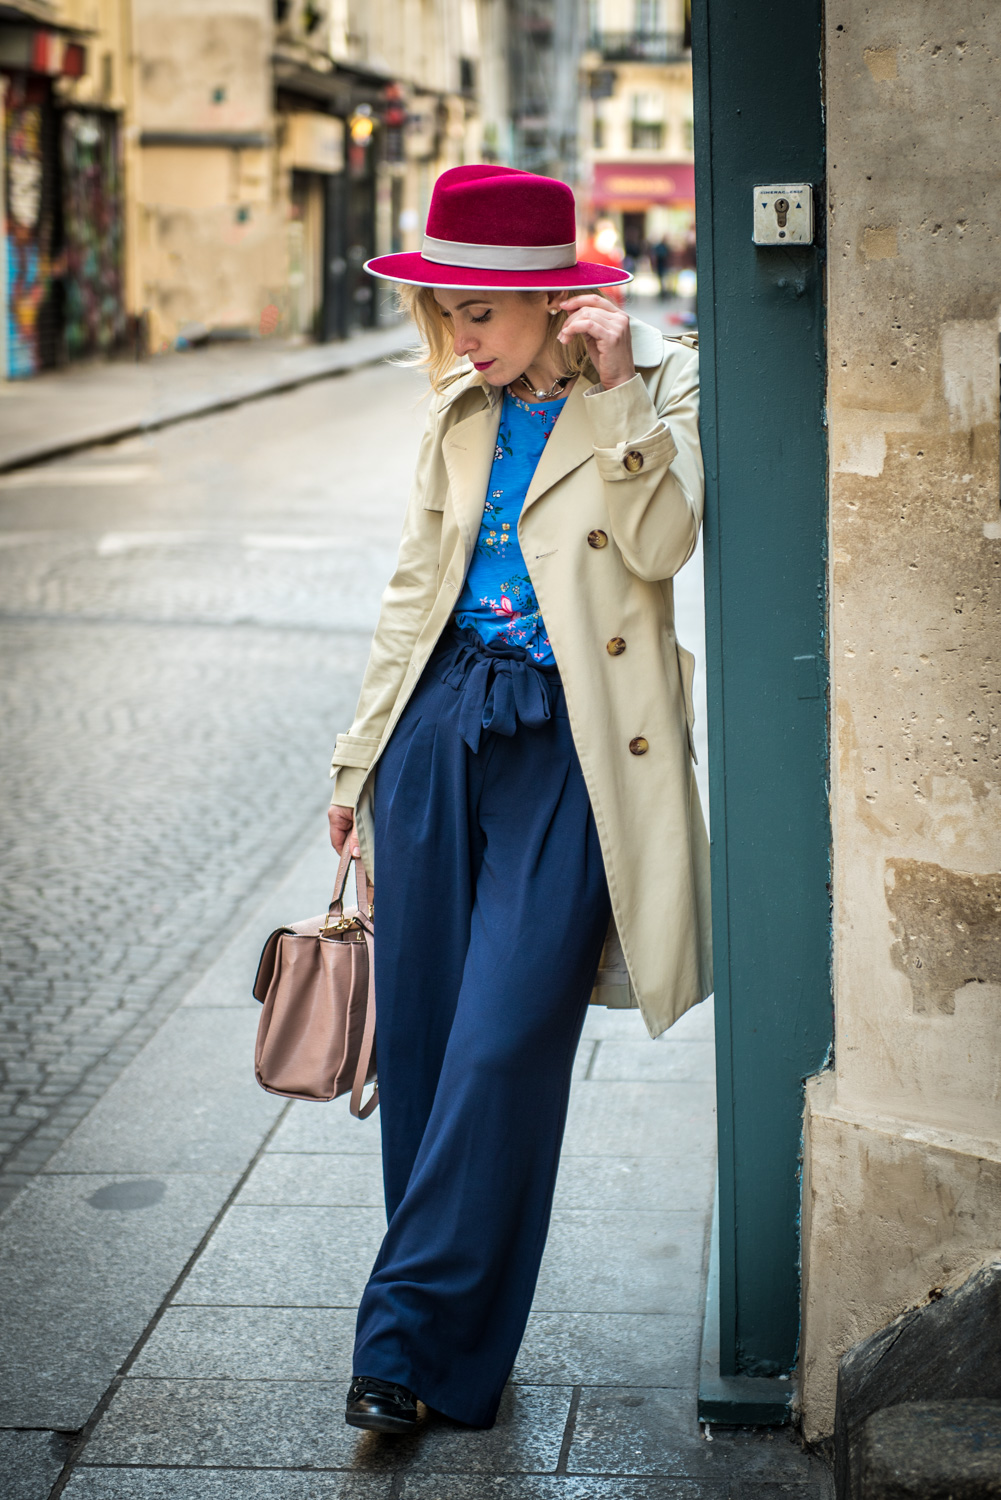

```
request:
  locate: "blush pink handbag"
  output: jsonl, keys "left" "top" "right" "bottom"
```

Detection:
{"left": 252, "top": 844, "right": 377, "bottom": 1116}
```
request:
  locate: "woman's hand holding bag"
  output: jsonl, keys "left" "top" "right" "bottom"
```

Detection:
{"left": 328, "top": 804, "right": 360, "bottom": 858}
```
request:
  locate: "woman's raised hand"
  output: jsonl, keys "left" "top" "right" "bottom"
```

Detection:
{"left": 328, "top": 804, "right": 360, "bottom": 858}
{"left": 557, "top": 294, "right": 636, "bottom": 392}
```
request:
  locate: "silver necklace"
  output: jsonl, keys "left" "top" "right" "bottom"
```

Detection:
{"left": 513, "top": 371, "right": 571, "bottom": 401}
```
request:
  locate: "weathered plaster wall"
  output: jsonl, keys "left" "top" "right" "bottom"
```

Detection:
{"left": 134, "top": 0, "right": 272, "bottom": 135}
{"left": 800, "top": 1, "right": 1001, "bottom": 1438}
{"left": 132, "top": 1, "right": 285, "bottom": 342}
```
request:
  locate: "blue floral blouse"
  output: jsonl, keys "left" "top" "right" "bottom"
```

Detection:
{"left": 454, "top": 388, "right": 568, "bottom": 665}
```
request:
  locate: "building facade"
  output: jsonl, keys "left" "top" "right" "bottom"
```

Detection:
{"left": 1, "top": 0, "right": 495, "bottom": 371}
{"left": 578, "top": 0, "right": 694, "bottom": 264}
{"left": 506, "top": 0, "right": 580, "bottom": 182}
{"left": 133, "top": 0, "right": 493, "bottom": 349}
{"left": 323, "top": 0, "right": 493, "bottom": 327}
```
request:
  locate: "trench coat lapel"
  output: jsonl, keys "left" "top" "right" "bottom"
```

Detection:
{"left": 522, "top": 376, "right": 594, "bottom": 515}
{"left": 441, "top": 393, "right": 502, "bottom": 565}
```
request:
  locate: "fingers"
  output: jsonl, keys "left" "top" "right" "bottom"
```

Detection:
{"left": 558, "top": 293, "right": 620, "bottom": 312}
{"left": 557, "top": 310, "right": 624, "bottom": 346}
{"left": 557, "top": 297, "right": 628, "bottom": 343}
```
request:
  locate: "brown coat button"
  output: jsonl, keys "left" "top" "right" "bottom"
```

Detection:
{"left": 629, "top": 736, "right": 649, "bottom": 755}
{"left": 606, "top": 637, "right": 626, "bottom": 656}
{"left": 623, "top": 450, "right": 644, "bottom": 473}
{"left": 587, "top": 529, "right": 608, "bottom": 549}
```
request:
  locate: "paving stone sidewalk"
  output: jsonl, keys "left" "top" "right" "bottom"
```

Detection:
{"left": 0, "top": 863, "right": 832, "bottom": 1497}
{"left": 0, "top": 324, "right": 416, "bottom": 473}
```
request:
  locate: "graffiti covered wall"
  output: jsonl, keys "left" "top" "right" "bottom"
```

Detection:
{"left": 4, "top": 83, "right": 52, "bottom": 379}
{"left": 61, "top": 110, "right": 125, "bottom": 360}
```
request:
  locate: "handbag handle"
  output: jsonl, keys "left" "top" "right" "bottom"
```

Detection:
{"left": 323, "top": 841, "right": 373, "bottom": 934}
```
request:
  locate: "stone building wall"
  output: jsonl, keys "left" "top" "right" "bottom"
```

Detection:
{"left": 131, "top": 0, "right": 283, "bottom": 346}
{"left": 799, "top": 0, "right": 1001, "bottom": 1439}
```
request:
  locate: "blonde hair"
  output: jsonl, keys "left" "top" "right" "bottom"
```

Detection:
{"left": 394, "top": 283, "right": 602, "bottom": 394}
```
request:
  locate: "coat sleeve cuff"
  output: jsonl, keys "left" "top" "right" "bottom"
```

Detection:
{"left": 329, "top": 764, "right": 369, "bottom": 809}
{"left": 583, "top": 374, "right": 678, "bottom": 481}
{"left": 329, "top": 732, "right": 380, "bottom": 771}
{"left": 329, "top": 732, "right": 380, "bottom": 807}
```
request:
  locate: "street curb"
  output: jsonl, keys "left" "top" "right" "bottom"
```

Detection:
{"left": 0, "top": 334, "right": 419, "bottom": 476}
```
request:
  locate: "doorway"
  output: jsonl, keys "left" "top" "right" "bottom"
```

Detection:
{"left": 289, "top": 169, "right": 325, "bottom": 339}
{"left": 691, "top": 0, "right": 831, "bottom": 1419}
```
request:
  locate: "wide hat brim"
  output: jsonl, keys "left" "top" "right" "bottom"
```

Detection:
{"left": 364, "top": 252, "right": 632, "bottom": 291}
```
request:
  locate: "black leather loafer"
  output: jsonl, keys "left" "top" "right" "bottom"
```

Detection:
{"left": 345, "top": 1375, "right": 419, "bottom": 1433}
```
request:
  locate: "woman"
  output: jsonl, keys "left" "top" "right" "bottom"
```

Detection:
{"left": 327, "top": 165, "right": 712, "bottom": 1435}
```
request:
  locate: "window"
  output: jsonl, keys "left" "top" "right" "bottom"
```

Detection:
{"left": 593, "top": 112, "right": 605, "bottom": 149}
{"left": 630, "top": 89, "right": 665, "bottom": 149}
{"left": 631, "top": 120, "right": 665, "bottom": 150}
{"left": 683, "top": 117, "right": 694, "bottom": 151}
{"left": 631, "top": 89, "right": 665, "bottom": 122}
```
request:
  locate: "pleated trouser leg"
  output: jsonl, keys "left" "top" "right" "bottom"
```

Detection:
{"left": 352, "top": 635, "right": 611, "bottom": 1428}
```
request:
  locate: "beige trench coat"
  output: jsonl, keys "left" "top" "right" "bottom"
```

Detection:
{"left": 329, "top": 316, "right": 712, "bottom": 1038}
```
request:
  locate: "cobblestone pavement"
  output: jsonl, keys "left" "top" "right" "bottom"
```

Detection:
{"left": 0, "top": 362, "right": 427, "bottom": 1210}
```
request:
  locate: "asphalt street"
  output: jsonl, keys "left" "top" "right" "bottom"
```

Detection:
{"left": 0, "top": 361, "right": 428, "bottom": 1209}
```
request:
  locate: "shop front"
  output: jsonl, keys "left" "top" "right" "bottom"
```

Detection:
{"left": 588, "top": 158, "right": 696, "bottom": 264}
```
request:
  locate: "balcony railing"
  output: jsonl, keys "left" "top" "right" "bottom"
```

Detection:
{"left": 588, "top": 30, "right": 688, "bottom": 63}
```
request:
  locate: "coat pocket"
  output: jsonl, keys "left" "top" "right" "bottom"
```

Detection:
{"left": 676, "top": 643, "right": 698, "bottom": 763}
{"left": 422, "top": 486, "right": 446, "bottom": 513}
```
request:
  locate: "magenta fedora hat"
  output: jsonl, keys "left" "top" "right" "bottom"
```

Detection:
{"left": 364, "top": 164, "right": 632, "bottom": 290}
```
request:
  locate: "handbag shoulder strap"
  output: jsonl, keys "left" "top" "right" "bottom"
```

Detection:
{"left": 349, "top": 924, "right": 378, "bottom": 1120}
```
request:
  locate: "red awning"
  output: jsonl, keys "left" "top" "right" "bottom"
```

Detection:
{"left": 590, "top": 161, "right": 695, "bottom": 209}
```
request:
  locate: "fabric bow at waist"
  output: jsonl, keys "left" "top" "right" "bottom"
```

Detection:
{"left": 436, "top": 629, "right": 560, "bottom": 754}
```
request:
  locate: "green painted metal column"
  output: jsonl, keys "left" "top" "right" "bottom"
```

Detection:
{"left": 690, "top": 0, "right": 833, "bottom": 1417}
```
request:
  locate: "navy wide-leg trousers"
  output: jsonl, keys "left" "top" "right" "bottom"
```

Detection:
{"left": 352, "top": 629, "right": 611, "bottom": 1428}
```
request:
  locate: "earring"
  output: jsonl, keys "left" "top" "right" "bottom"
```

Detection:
{"left": 548, "top": 308, "right": 559, "bottom": 316}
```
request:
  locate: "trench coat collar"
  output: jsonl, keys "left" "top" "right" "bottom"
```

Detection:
{"left": 438, "top": 315, "right": 667, "bottom": 545}
{"left": 441, "top": 376, "right": 592, "bottom": 546}
{"left": 629, "top": 315, "right": 669, "bottom": 367}
{"left": 435, "top": 314, "right": 665, "bottom": 414}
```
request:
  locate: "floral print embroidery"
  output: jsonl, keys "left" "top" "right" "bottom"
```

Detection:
{"left": 455, "top": 389, "right": 566, "bottom": 664}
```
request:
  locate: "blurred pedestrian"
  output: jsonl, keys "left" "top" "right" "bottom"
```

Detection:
{"left": 327, "top": 164, "right": 711, "bottom": 1435}
{"left": 622, "top": 225, "right": 643, "bottom": 277}
{"left": 652, "top": 236, "right": 673, "bottom": 298}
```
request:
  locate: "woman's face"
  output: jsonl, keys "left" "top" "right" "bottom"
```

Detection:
{"left": 432, "top": 288, "right": 562, "bottom": 386}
